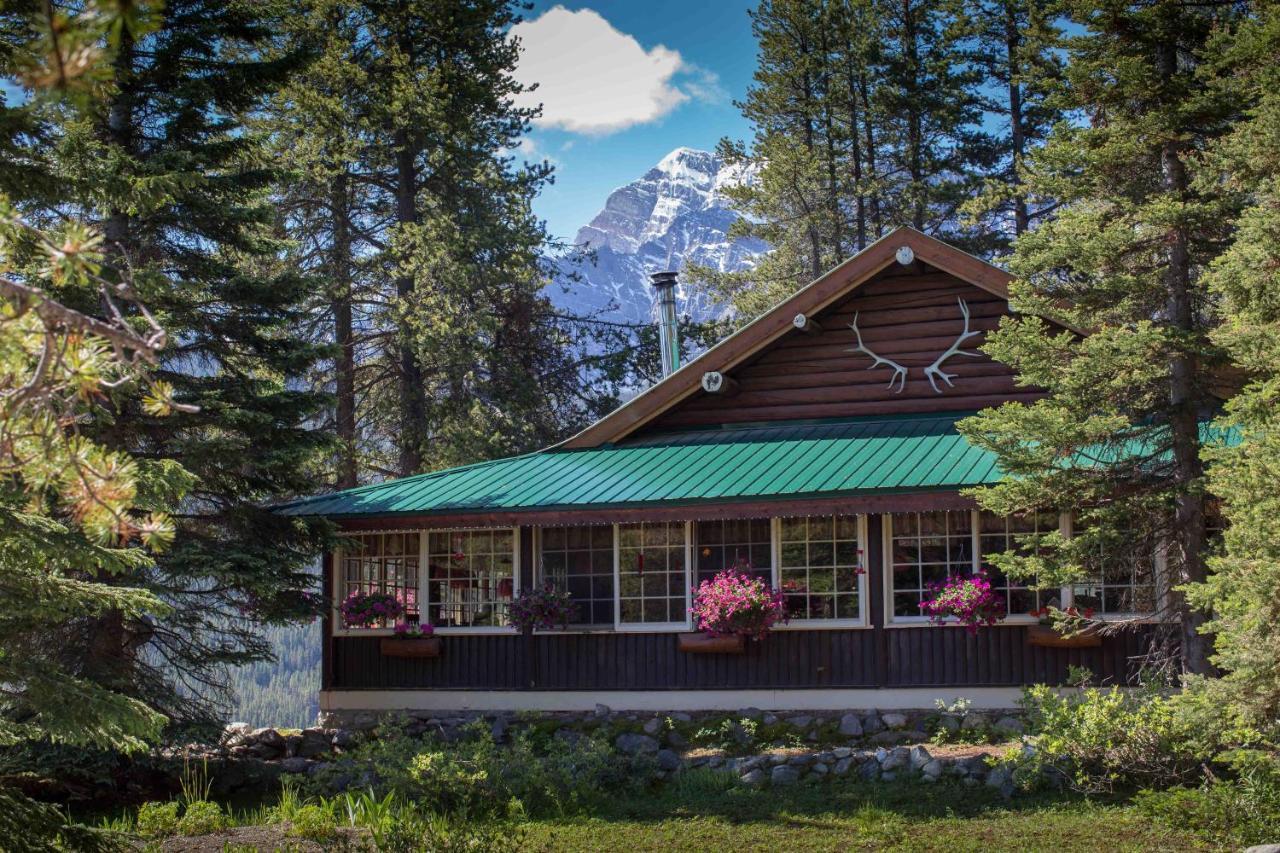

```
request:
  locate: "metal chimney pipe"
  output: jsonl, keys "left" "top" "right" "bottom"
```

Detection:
{"left": 650, "top": 271, "right": 681, "bottom": 376}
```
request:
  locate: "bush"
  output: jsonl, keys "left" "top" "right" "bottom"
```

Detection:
{"left": 1013, "top": 684, "right": 1206, "bottom": 792}
{"left": 1135, "top": 769, "right": 1280, "bottom": 847}
{"left": 307, "top": 719, "right": 655, "bottom": 819}
{"left": 285, "top": 803, "right": 338, "bottom": 842}
{"left": 135, "top": 801, "right": 180, "bottom": 838}
{"left": 175, "top": 800, "right": 227, "bottom": 836}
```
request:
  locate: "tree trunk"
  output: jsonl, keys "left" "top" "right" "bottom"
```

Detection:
{"left": 1005, "top": 6, "right": 1029, "bottom": 235}
{"left": 330, "top": 171, "right": 358, "bottom": 489}
{"left": 902, "top": 0, "right": 925, "bottom": 230}
{"left": 1156, "top": 38, "right": 1212, "bottom": 676}
{"left": 394, "top": 126, "right": 426, "bottom": 476}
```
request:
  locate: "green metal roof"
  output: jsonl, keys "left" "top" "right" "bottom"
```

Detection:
{"left": 278, "top": 412, "right": 1004, "bottom": 518}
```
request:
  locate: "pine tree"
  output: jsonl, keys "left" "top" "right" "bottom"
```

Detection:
{"left": 705, "top": 0, "right": 990, "bottom": 317}
{"left": 1, "top": 2, "right": 196, "bottom": 846}
{"left": 959, "top": 0, "right": 1067, "bottom": 238}
{"left": 958, "top": 0, "right": 1245, "bottom": 676}
{"left": 269, "top": 0, "right": 619, "bottom": 482}
{"left": 1185, "top": 4, "right": 1280, "bottom": 722}
{"left": 35, "top": 0, "right": 334, "bottom": 730}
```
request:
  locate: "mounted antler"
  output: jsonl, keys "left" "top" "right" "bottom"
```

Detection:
{"left": 923, "top": 298, "right": 982, "bottom": 393}
{"left": 848, "top": 312, "right": 908, "bottom": 393}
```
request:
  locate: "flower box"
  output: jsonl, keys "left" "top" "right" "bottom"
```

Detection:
{"left": 678, "top": 633, "right": 746, "bottom": 654}
{"left": 380, "top": 637, "right": 443, "bottom": 658}
{"left": 1026, "top": 624, "right": 1102, "bottom": 649}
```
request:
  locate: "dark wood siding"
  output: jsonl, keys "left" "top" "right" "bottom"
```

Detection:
{"left": 331, "top": 626, "right": 1152, "bottom": 692}
{"left": 646, "top": 266, "right": 1043, "bottom": 431}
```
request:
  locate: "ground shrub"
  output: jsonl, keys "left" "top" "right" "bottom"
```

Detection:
{"left": 175, "top": 800, "right": 227, "bottom": 836}
{"left": 134, "top": 800, "right": 180, "bottom": 837}
{"left": 1134, "top": 752, "right": 1280, "bottom": 846}
{"left": 284, "top": 803, "right": 338, "bottom": 842}
{"left": 308, "top": 719, "right": 654, "bottom": 819}
{"left": 1013, "top": 684, "right": 1206, "bottom": 792}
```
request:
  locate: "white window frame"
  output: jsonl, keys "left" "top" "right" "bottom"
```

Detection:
{"left": 331, "top": 527, "right": 520, "bottom": 637}
{"left": 613, "top": 520, "right": 693, "bottom": 632}
{"left": 771, "top": 515, "right": 869, "bottom": 630}
{"left": 531, "top": 525, "right": 617, "bottom": 631}
{"left": 883, "top": 510, "right": 1074, "bottom": 626}
{"left": 1060, "top": 511, "right": 1165, "bottom": 623}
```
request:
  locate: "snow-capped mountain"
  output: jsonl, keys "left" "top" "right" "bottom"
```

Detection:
{"left": 547, "top": 147, "right": 765, "bottom": 325}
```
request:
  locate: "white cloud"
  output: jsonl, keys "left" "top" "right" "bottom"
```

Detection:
{"left": 512, "top": 6, "right": 713, "bottom": 136}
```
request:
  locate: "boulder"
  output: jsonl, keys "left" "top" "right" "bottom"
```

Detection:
{"left": 881, "top": 712, "right": 909, "bottom": 730}
{"left": 330, "top": 728, "right": 353, "bottom": 750}
{"left": 666, "top": 730, "right": 688, "bottom": 749}
{"left": 1244, "top": 847, "right": 1280, "bottom": 853}
{"left": 858, "top": 760, "right": 881, "bottom": 782}
{"left": 838, "top": 713, "right": 864, "bottom": 737}
{"left": 785, "top": 715, "right": 813, "bottom": 729}
{"left": 771, "top": 765, "right": 800, "bottom": 786}
{"left": 810, "top": 762, "right": 829, "bottom": 777}
{"left": 833, "top": 747, "right": 853, "bottom": 759}
{"left": 921, "top": 759, "right": 945, "bottom": 780}
{"left": 761, "top": 713, "right": 779, "bottom": 725}
{"left": 490, "top": 716, "right": 509, "bottom": 743}
{"left": 832, "top": 757, "right": 854, "bottom": 777}
{"left": 670, "top": 712, "right": 693, "bottom": 723}
{"left": 594, "top": 703, "right": 612, "bottom": 718}
{"left": 985, "top": 764, "right": 1014, "bottom": 796}
{"left": 879, "top": 746, "right": 910, "bottom": 772}
{"left": 909, "top": 746, "right": 933, "bottom": 771}
{"left": 615, "top": 733, "right": 660, "bottom": 755}
{"left": 740, "top": 768, "right": 766, "bottom": 787}
{"left": 994, "top": 716, "right": 1026, "bottom": 738}
{"left": 739, "top": 707, "right": 764, "bottom": 721}
{"left": 642, "top": 718, "right": 663, "bottom": 736}
{"left": 862, "top": 714, "right": 886, "bottom": 735}
{"left": 296, "top": 729, "right": 331, "bottom": 758}
{"left": 656, "top": 749, "right": 682, "bottom": 772}
{"left": 961, "top": 712, "right": 991, "bottom": 732}
{"left": 279, "top": 757, "right": 312, "bottom": 774}
{"left": 788, "top": 753, "right": 814, "bottom": 767}
{"left": 869, "top": 731, "right": 909, "bottom": 746}
{"left": 935, "top": 715, "right": 961, "bottom": 734}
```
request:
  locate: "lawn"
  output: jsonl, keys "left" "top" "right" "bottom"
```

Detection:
{"left": 509, "top": 775, "right": 1218, "bottom": 853}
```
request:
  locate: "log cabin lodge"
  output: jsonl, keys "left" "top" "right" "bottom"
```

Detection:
{"left": 279, "top": 227, "right": 1176, "bottom": 716}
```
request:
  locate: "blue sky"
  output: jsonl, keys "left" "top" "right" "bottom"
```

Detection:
{"left": 516, "top": 1, "right": 758, "bottom": 242}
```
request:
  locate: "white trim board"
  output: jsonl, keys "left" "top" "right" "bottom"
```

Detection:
{"left": 320, "top": 687, "right": 1026, "bottom": 713}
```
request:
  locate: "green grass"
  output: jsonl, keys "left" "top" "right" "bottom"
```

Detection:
{"left": 506, "top": 774, "right": 1222, "bottom": 852}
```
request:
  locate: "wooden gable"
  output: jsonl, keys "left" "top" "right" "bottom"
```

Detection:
{"left": 643, "top": 263, "right": 1042, "bottom": 431}
{"left": 561, "top": 227, "right": 1067, "bottom": 449}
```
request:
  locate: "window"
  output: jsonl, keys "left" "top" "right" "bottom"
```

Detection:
{"left": 1071, "top": 522, "right": 1157, "bottom": 615}
{"left": 694, "top": 518, "right": 772, "bottom": 586}
{"left": 339, "top": 532, "right": 420, "bottom": 627}
{"left": 618, "top": 521, "right": 688, "bottom": 626}
{"left": 978, "top": 511, "right": 1062, "bottom": 617}
{"left": 779, "top": 515, "right": 862, "bottom": 621}
{"left": 888, "top": 510, "right": 973, "bottom": 619}
{"left": 424, "top": 529, "right": 516, "bottom": 628}
{"left": 540, "top": 525, "right": 614, "bottom": 626}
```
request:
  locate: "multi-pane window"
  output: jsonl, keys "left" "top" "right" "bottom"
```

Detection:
{"left": 339, "top": 532, "right": 420, "bottom": 627}
{"left": 779, "top": 515, "right": 862, "bottom": 621}
{"left": 540, "top": 525, "right": 614, "bottom": 626}
{"left": 1071, "top": 522, "right": 1157, "bottom": 615}
{"left": 889, "top": 510, "right": 973, "bottom": 618}
{"left": 694, "top": 518, "right": 772, "bottom": 587}
{"left": 978, "top": 511, "right": 1061, "bottom": 616}
{"left": 618, "top": 521, "right": 687, "bottom": 626}
{"left": 424, "top": 529, "right": 515, "bottom": 628}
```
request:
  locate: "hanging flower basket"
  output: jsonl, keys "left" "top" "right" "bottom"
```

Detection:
{"left": 380, "top": 623, "right": 441, "bottom": 658}
{"left": 1026, "top": 623, "right": 1102, "bottom": 649}
{"left": 677, "top": 632, "right": 746, "bottom": 654}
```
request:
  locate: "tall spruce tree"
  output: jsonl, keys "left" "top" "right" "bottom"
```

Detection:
{"left": 36, "top": 0, "right": 333, "bottom": 729}
{"left": 958, "top": 0, "right": 1244, "bottom": 676}
{"left": 1185, "top": 3, "right": 1280, "bottom": 722}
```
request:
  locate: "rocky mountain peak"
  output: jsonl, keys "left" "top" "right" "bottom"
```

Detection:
{"left": 552, "top": 147, "right": 765, "bottom": 325}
